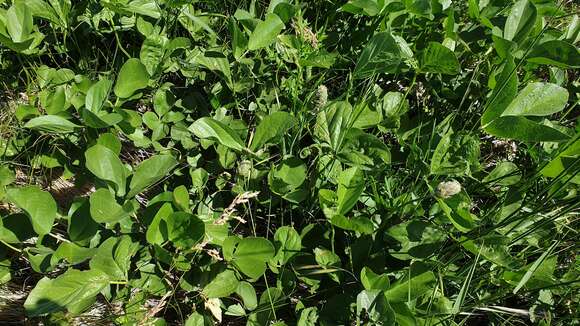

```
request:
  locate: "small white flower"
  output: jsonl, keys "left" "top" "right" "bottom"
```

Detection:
{"left": 436, "top": 180, "right": 462, "bottom": 198}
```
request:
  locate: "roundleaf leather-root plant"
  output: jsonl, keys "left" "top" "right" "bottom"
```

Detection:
{"left": 0, "top": 0, "right": 579, "bottom": 325}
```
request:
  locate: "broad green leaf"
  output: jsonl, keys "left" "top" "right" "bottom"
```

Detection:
{"left": 336, "top": 167, "right": 364, "bottom": 215}
{"left": 229, "top": 17, "right": 247, "bottom": 59}
{"left": 85, "top": 144, "right": 127, "bottom": 196}
{"left": 482, "top": 56, "right": 518, "bottom": 125}
{"left": 43, "top": 85, "right": 67, "bottom": 114}
{"left": 248, "top": 13, "right": 284, "bottom": 50}
{"left": 384, "top": 262, "right": 436, "bottom": 302}
{"left": 166, "top": 212, "right": 205, "bottom": 249}
{"left": 437, "top": 193, "right": 477, "bottom": 232}
{"left": 271, "top": 226, "right": 301, "bottom": 266}
{"left": 247, "top": 288, "right": 284, "bottom": 325}
{"left": 484, "top": 116, "right": 569, "bottom": 142}
{"left": 68, "top": 199, "right": 99, "bottom": 245}
{"left": 6, "top": 186, "right": 57, "bottom": 235}
{"left": 173, "top": 185, "right": 190, "bottom": 211}
{"left": 420, "top": 42, "right": 460, "bottom": 75}
{"left": 356, "top": 290, "right": 396, "bottom": 324}
{"left": 504, "top": 0, "right": 537, "bottom": 44}
{"left": 203, "top": 269, "right": 239, "bottom": 298}
{"left": 250, "top": 112, "right": 296, "bottom": 151}
{"left": 6, "top": 2, "right": 33, "bottom": 43}
{"left": 236, "top": 281, "right": 258, "bottom": 310}
{"left": 0, "top": 213, "right": 36, "bottom": 243}
{"left": 24, "top": 269, "right": 109, "bottom": 317}
{"left": 189, "top": 117, "right": 245, "bottom": 151}
{"left": 268, "top": 157, "right": 307, "bottom": 202}
{"left": 504, "top": 255, "right": 557, "bottom": 291}
{"left": 232, "top": 237, "right": 275, "bottom": 278}
{"left": 89, "top": 188, "right": 136, "bottom": 224}
{"left": 527, "top": 40, "right": 580, "bottom": 68}
{"left": 483, "top": 162, "right": 521, "bottom": 186}
{"left": 329, "top": 214, "right": 375, "bottom": 234}
{"left": 146, "top": 202, "right": 173, "bottom": 245}
{"left": 314, "top": 101, "right": 352, "bottom": 151}
{"left": 85, "top": 79, "right": 112, "bottom": 113}
{"left": 128, "top": 155, "right": 177, "bottom": 197}
{"left": 540, "top": 137, "right": 580, "bottom": 183}
{"left": 54, "top": 242, "right": 96, "bottom": 265}
{"left": 430, "top": 131, "right": 480, "bottom": 176}
{"left": 361, "top": 267, "right": 390, "bottom": 291}
{"left": 341, "top": 0, "right": 381, "bottom": 16}
{"left": 501, "top": 83, "right": 569, "bottom": 117}
{"left": 404, "top": 0, "right": 433, "bottom": 18}
{"left": 354, "top": 32, "right": 402, "bottom": 79}
{"left": 191, "top": 50, "right": 233, "bottom": 88}
{"left": 297, "top": 307, "right": 319, "bottom": 326}
{"left": 90, "top": 236, "right": 139, "bottom": 280}
{"left": 114, "top": 58, "right": 149, "bottom": 98}
{"left": 24, "top": 115, "right": 81, "bottom": 133}
{"left": 386, "top": 220, "right": 445, "bottom": 260}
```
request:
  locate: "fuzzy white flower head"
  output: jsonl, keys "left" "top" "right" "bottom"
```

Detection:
{"left": 436, "top": 180, "right": 462, "bottom": 198}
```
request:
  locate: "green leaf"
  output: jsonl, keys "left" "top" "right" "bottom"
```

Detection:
{"left": 6, "top": 2, "right": 33, "bottom": 43}
{"left": 146, "top": 202, "right": 173, "bottom": 245}
{"left": 203, "top": 269, "right": 239, "bottom": 298}
{"left": 85, "top": 144, "right": 127, "bottom": 196}
{"left": 483, "top": 162, "right": 521, "bottom": 186}
{"left": 314, "top": 101, "right": 352, "bottom": 151}
{"left": 384, "top": 262, "right": 436, "bottom": 302}
{"left": 68, "top": 199, "right": 99, "bottom": 245}
{"left": 354, "top": 32, "right": 402, "bottom": 79}
{"left": 361, "top": 267, "right": 390, "bottom": 291}
{"left": 24, "top": 115, "right": 81, "bottom": 133}
{"left": 437, "top": 193, "right": 477, "bottom": 232}
{"left": 430, "top": 131, "right": 480, "bottom": 176}
{"left": 114, "top": 58, "right": 149, "bottom": 98}
{"left": 501, "top": 82, "right": 569, "bottom": 117}
{"left": 341, "top": 0, "right": 381, "bottom": 16}
{"left": 386, "top": 220, "right": 445, "bottom": 260}
{"left": 356, "top": 290, "right": 396, "bottom": 324}
{"left": 173, "top": 185, "right": 190, "bottom": 211}
{"left": 527, "top": 40, "right": 580, "bottom": 68}
{"left": 231, "top": 237, "right": 275, "bottom": 278}
{"left": 24, "top": 269, "right": 109, "bottom": 317}
{"left": 189, "top": 117, "right": 245, "bottom": 151}
{"left": 166, "top": 212, "right": 205, "bottom": 249}
{"left": 85, "top": 79, "right": 113, "bottom": 113}
{"left": 484, "top": 116, "right": 570, "bottom": 142}
{"left": 504, "top": 0, "right": 537, "bottom": 44}
{"left": 271, "top": 226, "right": 301, "bottom": 266}
{"left": 482, "top": 56, "right": 518, "bottom": 125}
{"left": 248, "top": 13, "right": 285, "bottom": 50}
{"left": 89, "top": 236, "right": 139, "bottom": 280}
{"left": 336, "top": 167, "right": 364, "bottom": 216}
{"left": 128, "top": 155, "right": 177, "bottom": 197}
{"left": 89, "top": 188, "right": 136, "bottom": 224}
{"left": 54, "top": 242, "right": 96, "bottom": 265}
{"left": 0, "top": 213, "right": 36, "bottom": 243}
{"left": 268, "top": 157, "right": 307, "bottom": 202}
{"left": 250, "top": 112, "right": 296, "bottom": 151}
{"left": 43, "top": 85, "right": 67, "bottom": 114}
{"left": 191, "top": 50, "right": 233, "bottom": 89}
{"left": 236, "top": 281, "right": 258, "bottom": 310}
{"left": 6, "top": 186, "right": 57, "bottom": 235}
{"left": 420, "top": 42, "right": 460, "bottom": 75}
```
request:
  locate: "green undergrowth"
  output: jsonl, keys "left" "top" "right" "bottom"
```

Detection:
{"left": 0, "top": 0, "right": 579, "bottom": 325}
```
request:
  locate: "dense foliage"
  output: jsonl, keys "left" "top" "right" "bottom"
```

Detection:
{"left": 0, "top": 0, "right": 579, "bottom": 325}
